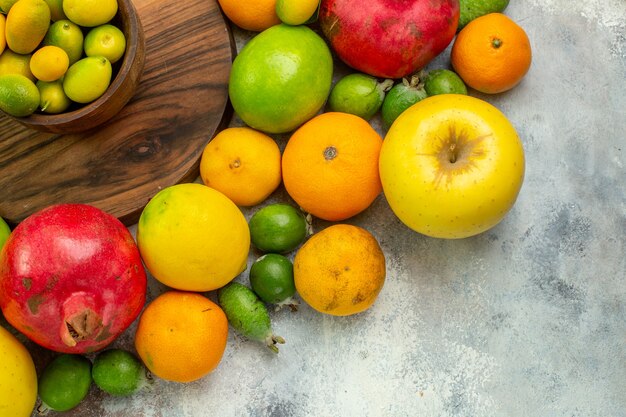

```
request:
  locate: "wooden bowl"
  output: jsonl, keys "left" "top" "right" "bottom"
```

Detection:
{"left": 14, "top": 0, "right": 145, "bottom": 134}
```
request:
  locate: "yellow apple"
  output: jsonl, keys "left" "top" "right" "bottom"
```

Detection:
{"left": 379, "top": 94, "right": 525, "bottom": 239}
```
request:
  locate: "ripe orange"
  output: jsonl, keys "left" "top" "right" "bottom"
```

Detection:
{"left": 281, "top": 112, "right": 383, "bottom": 221}
{"left": 134, "top": 291, "right": 228, "bottom": 383}
{"left": 451, "top": 13, "right": 532, "bottom": 94}
{"left": 294, "top": 224, "right": 386, "bottom": 316}
{"left": 217, "top": 0, "right": 280, "bottom": 32}
{"left": 199, "top": 127, "right": 281, "bottom": 207}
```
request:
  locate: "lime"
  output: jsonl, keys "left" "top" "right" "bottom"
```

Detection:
{"left": 249, "top": 203, "right": 308, "bottom": 254}
{"left": 63, "top": 0, "right": 117, "bottom": 27}
{"left": 423, "top": 69, "right": 468, "bottom": 96}
{"left": 0, "top": 74, "right": 40, "bottom": 117}
{"left": 458, "top": 0, "right": 510, "bottom": 30}
{"left": 276, "top": 0, "right": 319, "bottom": 25}
{"left": 0, "top": 49, "right": 35, "bottom": 81}
{"left": 63, "top": 56, "right": 112, "bottom": 103}
{"left": 0, "top": 216, "right": 10, "bottom": 250}
{"left": 43, "top": 20, "right": 84, "bottom": 66}
{"left": 92, "top": 349, "right": 148, "bottom": 396}
{"left": 38, "top": 354, "right": 92, "bottom": 412}
{"left": 250, "top": 253, "right": 297, "bottom": 307}
{"left": 381, "top": 75, "right": 428, "bottom": 130}
{"left": 43, "top": 0, "right": 66, "bottom": 21}
{"left": 229, "top": 24, "right": 333, "bottom": 134}
{"left": 328, "top": 73, "right": 393, "bottom": 120}
{"left": 37, "top": 79, "right": 71, "bottom": 113}
{"left": 84, "top": 24, "right": 126, "bottom": 64}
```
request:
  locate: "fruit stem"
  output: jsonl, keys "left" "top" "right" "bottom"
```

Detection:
{"left": 378, "top": 79, "right": 394, "bottom": 93}
{"left": 492, "top": 37, "right": 503, "bottom": 48}
{"left": 323, "top": 146, "right": 337, "bottom": 161}
{"left": 266, "top": 334, "right": 286, "bottom": 354}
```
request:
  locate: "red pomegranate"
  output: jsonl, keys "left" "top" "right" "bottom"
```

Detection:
{"left": 0, "top": 204, "right": 147, "bottom": 353}
{"left": 319, "top": 0, "right": 460, "bottom": 79}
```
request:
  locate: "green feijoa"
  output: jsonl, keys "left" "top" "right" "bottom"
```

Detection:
{"left": 381, "top": 75, "right": 428, "bottom": 130}
{"left": 423, "top": 69, "right": 468, "bottom": 96}
{"left": 218, "top": 282, "right": 285, "bottom": 353}
{"left": 249, "top": 203, "right": 308, "bottom": 253}
{"left": 92, "top": 349, "right": 150, "bottom": 396}
{"left": 249, "top": 254, "right": 297, "bottom": 308}
{"left": 328, "top": 73, "right": 393, "bottom": 120}
{"left": 38, "top": 354, "right": 92, "bottom": 412}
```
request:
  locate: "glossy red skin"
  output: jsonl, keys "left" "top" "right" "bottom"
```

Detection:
{"left": 0, "top": 204, "right": 146, "bottom": 353}
{"left": 319, "top": 0, "right": 460, "bottom": 79}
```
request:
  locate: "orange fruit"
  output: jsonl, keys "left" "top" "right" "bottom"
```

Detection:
{"left": 134, "top": 291, "right": 228, "bottom": 383}
{"left": 281, "top": 112, "right": 383, "bottom": 221}
{"left": 294, "top": 224, "right": 386, "bottom": 316}
{"left": 199, "top": 127, "right": 281, "bottom": 207}
{"left": 217, "top": 0, "right": 280, "bottom": 32}
{"left": 450, "top": 13, "right": 532, "bottom": 94}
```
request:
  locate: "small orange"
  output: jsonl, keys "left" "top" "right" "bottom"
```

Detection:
{"left": 281, "top": 112, "right": 383, "bottom": 221}
{"left": 200, "top": 127, "right": 281, "bottom": 207}
{"left": 217, "top": 0, "right": 280, "bottom": 32}
{"left": 451, "top": 13, "right": 532, "bottom": 94}
{"left": 134, "top": 291, "right": 228, "bottom": 383}
{"left": 294, "top": 224, "right": 386, "bottom": 316}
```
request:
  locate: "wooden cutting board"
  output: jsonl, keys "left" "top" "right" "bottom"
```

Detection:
{"left": 0, "top": 0, "right": 234, "bottom": 226}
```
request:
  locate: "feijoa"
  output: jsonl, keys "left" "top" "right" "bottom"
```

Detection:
{"left": 38, "top": 354, "right": 92, "bottom": 412}
{"left": 218, "top": 282, "right": 285, "bottom": 353}
{"left": 92, "top": 349, "right": 150, "bottom": 396}
{"left": 328, "top": 73, "right": 393, "bottom": 120}
{"left": 381, "top": 74, "right": 428, "bottom": 130}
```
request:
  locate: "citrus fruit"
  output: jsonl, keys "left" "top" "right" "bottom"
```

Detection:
{"left": 328, "top": 73, "right": 393, "bottom": 120}
{"left": 0, "top": 217, "right": 10, "bottom": 250}
{"left": 199, "top": 127, "right": 281, "bottom": 207}
{"left": 217, "top": 0, "right": 280, "bottom": 32}
{"left": 37, "top": 79, "right": 71, "bottom": 113}
{"left": 218, "top": 282, "right": 285, "bottom": 353}
{"left": 63, "top": 0, "right": 117, "bottom": 27}
{"left": 0, "top": 325, "right": 37, "bottom": 417}
{"left": 451, "top": 13, "right": 532, "bottom": 94}
{"left": 0, "top": 14, "right": 6, "bottom": 56}
{"left": 229, "top": 24, "right": 333, "bottom": 134}
{"left": 423, "top": 68, "right": 468, "bottom": 96}
{"left": 294, "top": 224, "right": 386, "bottom": 316}
{"left": 275, "top": 0, "right": 319, "bottom": 25}
{"left": 134, "top": 291, "right": 228, "bottom": 383}
{"left": 379, "top": 94, "right": 525, "bottom": 238}
{"left": 0, "top": 49, "right": 34, "bottom": 81}
{"left": 84, "top": 24, "right": 126, "bottom": 64}
{"left": 381, "top": 75, "right": 428, "bottom": 130}
{"left": 137, "top": 183, "right": 250, "bottom": 292}
{"left": 92, "top": 349, "right": 148, "bottom": 396}
{"left": 63, "top": 56, "right": 112, "bottom": 103}
{"left": 0, "top": 74, "right": 40, "bottom": 117}
{"left": 282, "top": 112, "right": 383, "bottom": 221}
{"left": 0, "top": 0, "right": 18, "bottom": 13}
{"left": 248, "top": 203, "right": 308, "bottom": 253}
{"left": 5, "top": 0, "right": 50, "bottom": 54}
{"left": 38, "top": 354, "right": 92, "bottom": 412}
{"left": 458, "top": 0, "right": 509, "bottom": 30}
{"left": 249, "top": 253, "right": 296, "bottom": 307}
{"left": 30, "top": 45, "right": 69, "bottom": 82}
{"left": 43, "top": 20, "right": 84, "bottom": 65}
{"left": 43, "top": 0, "right": 66, "bottom": 21}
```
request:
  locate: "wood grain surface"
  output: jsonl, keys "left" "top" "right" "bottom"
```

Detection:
{"left": 0, "top": 0, "right": 234, "bottom": 226}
